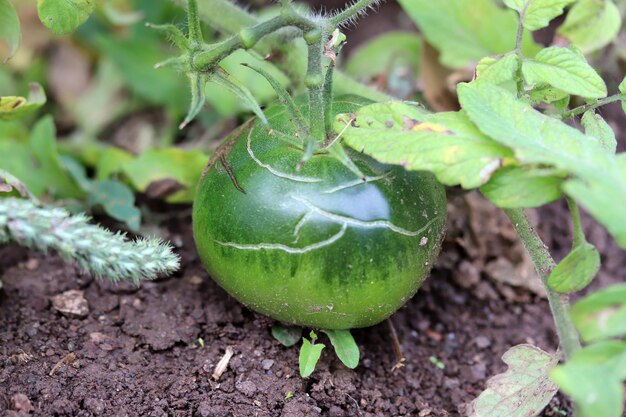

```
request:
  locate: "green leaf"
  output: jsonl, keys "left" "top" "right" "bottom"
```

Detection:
{"left": 504, "top": 0, "right": 574, "bottom": 31}
{"left": 0, "top": 0, "right": 20, "bottom": 61}
{"left": 335, "top": 102, "right": 514, "bottom": 189}
{"left": 322, "top": 330, "right": 360, "bottom": 369}
{"left": 299, "top": 335, "right": 324, "bottom": 378}
{"left": 521, "top": 46, "right": 607, "bottom": 99}
{"left": 570, "top": 284, "right": 626, "bottom": 342}
{"left": 480, "top": 166, "right": 564, "bottom": 208}
{"left": 550, "top": 341, "right": 626, "bottom": 417}
{"left": 88, "top": 180, "right": 141, "bottom": 230}
{"left": 397, "top": 0, "right": 539, "bottom": 69}
{"left": 271, "top": 325, "right": 302, "bottom": 347}
{"left": 29, "top": 116, "right": 84, "bottom": 199}
{"left": 458, "top": 81, "right": 626, "bottom": 248}
{"left": 345, "top": 31, "right": 421, "bottom": 80}
{"left": 547, "top": 242, "right": 600, "bottom": 293}
{"left": 469, "top": 344, "right": 558, "bottom": 417}
{"left": 122, "top": 148, "right": 208, "bottom": 203}
{"left": 0, "top": 83, "right": 46, "bottom": 121}
{"left": 581, "top": 110, "right": 616, "bottom": 154}
{"left": 527, "top": 85, "right": 569, "bottom": 104}
{"left": 37, "top": 0, "right": 97, "bottom": 35}
{"left": 475, "top": 54, "right": 520, "bottom": 85}
{"left": 557, "top": 0, "right": 621, "bottom": 54}
{"left": 95, "top": 147, "right": 133, "bottom": 181}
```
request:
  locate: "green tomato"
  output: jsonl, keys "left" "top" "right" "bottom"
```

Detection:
{"left": 193, "top": 96, "right": 446, "bottom": 329}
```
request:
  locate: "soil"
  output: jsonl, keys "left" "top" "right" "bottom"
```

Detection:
{"left": 2, "top": 190, "right": 624, "bottom": 417}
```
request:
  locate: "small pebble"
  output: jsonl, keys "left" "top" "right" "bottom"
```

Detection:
{"left": 11, "top": 393, "right": 32, "bottom": 413}
{"left": 51, "top": 290, "right": 89, "bottom": 319}
{"left": 473, "top": 336, "right": 491, "bottom": 349}
{"left": 261, "top": 359, "right": 274, "bottom": 370}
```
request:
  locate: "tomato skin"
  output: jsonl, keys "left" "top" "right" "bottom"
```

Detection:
{"left": 193, "top": 96, "right": 446, "bottom": 329}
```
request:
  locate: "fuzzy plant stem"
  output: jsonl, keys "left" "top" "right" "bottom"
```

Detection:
{"left": 0, "top": 198, "right": 180, "bottom": 284}
{"left": 504, "top": 208, "right": 581, "bottom": 359}
{"left": 329, "top": 0, "right": 382, "bottom": 27}
{"left": 560, "top": 93, "right": 626, "bottom": 120}
{"left": 173, "top": 0, "right": 391, "bottom": 102}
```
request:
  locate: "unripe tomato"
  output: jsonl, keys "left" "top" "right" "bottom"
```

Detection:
{"left": 193, "top": 96, "right": 446, "bottom": 329}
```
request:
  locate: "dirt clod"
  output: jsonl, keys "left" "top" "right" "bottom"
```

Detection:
{"left": 51, "top": 289, "right": 89, "bottom": 318}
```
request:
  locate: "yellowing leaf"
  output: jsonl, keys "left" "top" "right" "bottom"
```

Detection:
{"left": 469, "top": 344, "right": 558, "bottom": 417}
{"left": 334, "top": 102, "right": 514, "bottom": 189}
{"left": 0, "top": 83, "right": 46, "bottom": 121}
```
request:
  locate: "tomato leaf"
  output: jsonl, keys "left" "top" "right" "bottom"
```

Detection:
{"left": 29, "top": 116, "right": 84, "bottom": 199}
{"left": 557, "top": 0, "right": 621, "bottom": 54}
{"left": 475, "top": 54, "right": 520, "bottom": 86}
{"left": 271, "top": 325, "right": 302, "bottom": 347}
{"left": 0, "top": 0, "right": 20, "bottom": 61}
{"left": 570, "top": 284, "right": 626, "bottom": 342}
{"left": 458, "top": 81, "right": 626, "bottom": 248}
{"left": 547, "top": 242, "right": 600, "bottom": 293}
{"left": 37, "top": 0, "right": 97, "bottom": 35}
{"left": 480, "top": 166, "right": 564, "bottom": 208}
{"left": 322, "top": 330, "right": 360, "bottom": 369}
{"left": 0, "top": 83, "right": 46, "bottom": 121}
{"left": 88, "top": 180, "right": 141, "bottom": 231}
{"left": 504, "top": 0, "right": 574, "bottom": 31}
{"left": 550, "top": 341, "right": 626, "bottom": 417}
{"left": 581, "top": 110, "right": 616, "bottom": 154}
{"left": 469, "top": 344, "right": 558, "bottom": 417}
{"left": 397, "top": 0, "right": 539, "bottom": 69}
{"left": 334, "top": 102, "right": 514, "bottom": 189}
{"left": 299, "top": 335, "right": 324, "bottom": 378}
{"left": 521, "top": 46, "right": 607, "bottom": 99}
{"left": 122, "top": 148, "right": 209, "bottom": 203}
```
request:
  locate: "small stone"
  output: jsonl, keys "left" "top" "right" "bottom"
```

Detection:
{"left": 235, "top": 380, "right": 257, "bottom": 396}
{"left": 189, "top": 275, "right": 203, "bottom": 285}
{"left": 24, "top": 258, "right": 39, "bottom": 271}
{"left": 261, "top": 359, "right": 274, "bottom": 370}
{"left": 473, "top": 336, "right": 491, "bottom": 349}
{"left": 51, "top": 290, "right": 89, "bottom": 318}
{"left": 11, "top": 393, "right": 33, "bottom": 413}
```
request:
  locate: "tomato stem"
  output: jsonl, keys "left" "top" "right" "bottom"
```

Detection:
{"left": 504, "top": 208, "right": 581, "bottom": 359}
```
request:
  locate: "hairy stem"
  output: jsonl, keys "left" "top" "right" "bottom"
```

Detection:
{"left": 329, "top": 0, "right": 381, "bottom": 27}
{"left": 504, "top": 208, "right": 581, "bottom": 359}
{"left": 561, "top": 93, "right": 626, "bottom": 119}
{"left": 174, "top": 0, "right": 391, "bottom": 102}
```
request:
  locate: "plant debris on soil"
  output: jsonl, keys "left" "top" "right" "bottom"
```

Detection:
{"left": 4, "top": 191, "right": 623, "bottom": 417}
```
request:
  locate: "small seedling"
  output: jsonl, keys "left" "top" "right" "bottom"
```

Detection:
{"left": 429, "top": 356, "right": 445, "bottom": 370}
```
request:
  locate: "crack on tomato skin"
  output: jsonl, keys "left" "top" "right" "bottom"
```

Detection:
{"left": 291, "top": 195, "right": 442, "bottom": 237}
{"left": 202, "top": 118, "right": 254, "bottom": 178}
{"left": 219, "top": 155, "right": 246, "bottom": 194}
{"left": 214, "top": 223, "right": 348, "bottom": 254}
{"left": 246, "top": 127, "right": 323, "bottom": 183}
{"left": 292, "top": 212, "right": 314, "bottom": 243}
{"left": 321, "top": 174, "right": 390, "bottom": 194}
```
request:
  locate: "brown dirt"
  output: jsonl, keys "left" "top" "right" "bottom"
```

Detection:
{"left": 4, "top": 190, "right": 624, "bottom": 417}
